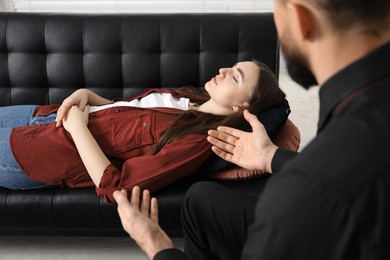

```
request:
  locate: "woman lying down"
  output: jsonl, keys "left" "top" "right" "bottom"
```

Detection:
{"left": 0, "top": 60, "right": 285, "bottom": 203}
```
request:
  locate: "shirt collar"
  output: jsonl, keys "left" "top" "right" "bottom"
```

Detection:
{"left": 317, "top": 41, "right": 390, "bottom": 130}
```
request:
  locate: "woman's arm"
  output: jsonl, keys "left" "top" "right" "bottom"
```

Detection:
{"left": 97, "top": 134, "right": 212, "bottom": 204}
{"left": 62, "top": 105, "right": 110, "bottom": 186}
{"left": 56, "top": 88, "right": 112, "bottom": 127}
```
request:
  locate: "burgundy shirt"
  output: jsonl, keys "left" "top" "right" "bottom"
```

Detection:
{"left": 10, "top": 89, "right": 212, "bottom": 203}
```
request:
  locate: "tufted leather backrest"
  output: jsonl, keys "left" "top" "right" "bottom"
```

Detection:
{"left": 0, "top": 12, "right": 279, "bottom": 106}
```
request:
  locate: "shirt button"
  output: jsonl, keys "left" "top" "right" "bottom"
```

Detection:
{"left": 115, "top": 108, "right": 120, "bottom": 113}
{"left": 142, "top": 122, "right": 147, "bottom": 127}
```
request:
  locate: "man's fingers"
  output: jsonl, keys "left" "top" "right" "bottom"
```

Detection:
{"left": 207, "top": 130, "right": 238, "bottom": 152}
{"left": 208, "top": 129, "right": 239, "bottom": 144}
{"left": 207, "top": 136, "right": 236, "bottom": 154}
{"left": 131, "top": 186, "right": 141, "bottom": 208}
{"left": 113, "top": 189, "right": 127, "bottom": 204}
{"left": 243, "top": 110, "right": 264, "bottom": 132}
{"left": 141, "top": 189, "right": 151, "bottom": 217}
{"left": 214, "top": 125, "right": 243, "bottom": 139}
{"left": 113, "top": 190, "right": 133, "bottom": 223}
{"left": 211, "top": 145, "right": 234, "bottom": 163}
{"left": 150, "top": 197, "right": 159, "bottom": 225}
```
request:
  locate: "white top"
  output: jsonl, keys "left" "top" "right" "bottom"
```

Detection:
{"left": 89, "top": 93, "right": 190, "bottom": 113}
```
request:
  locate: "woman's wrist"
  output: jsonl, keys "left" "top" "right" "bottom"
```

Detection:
{"left": 68, "top": 121, "right": 89, "bottom": 136}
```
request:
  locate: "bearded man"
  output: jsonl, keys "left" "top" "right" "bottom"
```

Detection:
{"left": 113, "top": 0, "right": 390, "bottom": 259}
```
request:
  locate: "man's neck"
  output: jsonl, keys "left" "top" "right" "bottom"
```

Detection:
{"left": 310, "top": 30, "right": 390, "bottom": 86}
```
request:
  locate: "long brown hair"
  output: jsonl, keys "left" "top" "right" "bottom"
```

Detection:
{"left": 150, "top": 60, "right": 286, "bottom": 155}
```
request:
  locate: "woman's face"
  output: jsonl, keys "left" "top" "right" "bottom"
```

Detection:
{"left": 204, "top": 61, "right": 260, "bottom": 112}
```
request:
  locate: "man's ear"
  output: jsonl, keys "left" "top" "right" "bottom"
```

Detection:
{"left": 287, "top": 1, "right": 316, "bottom": 41}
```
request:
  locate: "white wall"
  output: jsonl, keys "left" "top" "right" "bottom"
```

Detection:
{"left": 0, "top": 0, "right": 9, "bottom": 11}
{"left": 4, "top": 0, "right": 275, "bottom": 13}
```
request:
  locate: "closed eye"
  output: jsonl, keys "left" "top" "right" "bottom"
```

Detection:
{"left": 233, "top": 76, "right": 238, "bottom": 83}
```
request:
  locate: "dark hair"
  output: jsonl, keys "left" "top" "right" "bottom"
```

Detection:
{"left": 308, "top": 0, "right": 390, "bottom": 33}
{"left": 150, "top": 60, "right": 286, "bottom": 155}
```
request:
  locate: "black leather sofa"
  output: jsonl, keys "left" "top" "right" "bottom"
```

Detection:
{"left": 0, "top": 12, "right": 280, "bottom": 237}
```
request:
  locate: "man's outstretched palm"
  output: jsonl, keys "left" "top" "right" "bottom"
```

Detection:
{"left": 207, "top": 110, "right": 278, "bottom": 173}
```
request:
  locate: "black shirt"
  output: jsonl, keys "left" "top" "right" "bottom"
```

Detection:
{"left": 155, "top": 41, "right": 390, "bottom": 260}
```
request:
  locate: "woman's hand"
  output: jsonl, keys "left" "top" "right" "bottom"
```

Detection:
{"left": 62, "top": 104, "right": 110, "bottom": 187}
{"left": 62, "top": 105, "right": 90, "bottom": 134}
{"left": 56, "top": 89, "right": 89, "bottom": 127}
{"left": 113, "top": 187, "right": 174, "bottom": 260}
{"left": 207, "top": 109, "right": 278, "bottom": 173}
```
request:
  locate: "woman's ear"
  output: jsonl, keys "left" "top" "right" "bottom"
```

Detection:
{"left": 232, "top": 106, "right": 240, "bottom": 111}
{"left": 232, "top": 102, "right": 249, "bottom": 112}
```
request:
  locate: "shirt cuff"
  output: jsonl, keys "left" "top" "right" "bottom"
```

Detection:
{"left": 154, "top": 248, "right": 188, "bottom": 260}
{"left": 271, "top": 148, "right": 299, "bottom": 173}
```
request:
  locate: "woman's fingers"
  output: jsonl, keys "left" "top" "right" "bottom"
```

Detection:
{"left": 55, "top": 104, "right": 70, "bottom": 127}
{"left": 79, "top": 98, "right": 88, "bottom": 111}
{"left": 56, "top": 92, "right": 88, "bottom": 127}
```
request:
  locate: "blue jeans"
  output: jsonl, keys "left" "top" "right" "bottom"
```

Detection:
{"left": 0, "top": 105, "right": 57, "bottom": 190}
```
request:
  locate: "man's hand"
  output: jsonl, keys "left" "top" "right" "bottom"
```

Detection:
{"left": 207, "top": 110, "right": 278, "bottom": 173}
{"left": 113, "top": 187, "right": 174, "bottom": 260}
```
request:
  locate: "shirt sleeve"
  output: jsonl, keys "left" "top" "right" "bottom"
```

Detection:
{"left": 271, "top": 148, "right": 299, "bottom": 173}
{"left": 154, "top": 249, "right": 188, "bottom": 260}
{"left": 96, "top": 134, "right": 212, "bottom": 204}
{"left": 240, "top": 171, "right": 349, "bottom": 260}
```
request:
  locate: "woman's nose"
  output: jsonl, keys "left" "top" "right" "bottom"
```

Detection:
{"left": 219, "top": 68, "right": 228, "bottom": 78}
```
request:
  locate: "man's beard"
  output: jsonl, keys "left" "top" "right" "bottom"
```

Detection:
{"left": 280, "top": 40, "right": 318, "bottom": 89}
